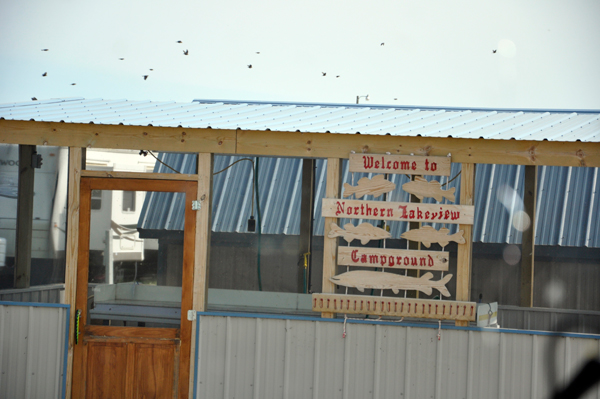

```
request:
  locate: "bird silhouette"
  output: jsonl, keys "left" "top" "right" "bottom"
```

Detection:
{"left": 71, "top": 83, "right": 76, "bottom": 85}
{"left": 119, "top": 58, "right": 124, "bottom": 60}
{"left": 256, "top": 52, "right": 260, "bottom": 54}
{"left": 248, "top": 64, "right": 252, "bottom": 68}
{"left": 41, "top": 49, "right": 48, "bottom": 51}
{"left": 143, "top": 75, "right": 148, "bottom": 80}
{"left": 381, "top": 43, "right": 385, "bottom": 46}
{"left": 177, "top": 40, "right": 182, "bottom": 43}
{"left": 31, "top": 97, "right": 37, "bottom": 101}
{"left": 149, "top": 69, "right": 154, "bottom": 71}
{"left": 336, "top": 75, "right": 340, "bottom": 78}
{"left": 492, "top": 49, "right": 497, "bottom": 53}
{"left": 322, "top": 72, "right": 326, "bottom": 76}
{"left": 42, "top": 72, "right": 47, "bottom": 77}
{"left": 183, "top": 49, "right": 189, "bottom": 55}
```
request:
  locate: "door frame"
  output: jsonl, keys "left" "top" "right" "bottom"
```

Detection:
{"left": 71, "top": 176, "right": 197, "bottom": 398}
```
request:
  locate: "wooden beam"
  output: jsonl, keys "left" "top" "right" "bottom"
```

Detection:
{"left": 520, "top": 165, "right": 537, "bottom": 307}
{"left": 0, "top": 119, "right": 236, "bottom": 154}
{"left": 64, "top": 147, "right": 82, "bottom": 399}
{"left": 188, "top": 153, "right": 213, "bottom": 398}
{"left": 298, "top": 159, "right": 315, "bottom": 293}
{"left": 456, "top": 163, "right": 475, "bottom": 327}
{"left": 321, "top": 158, "right": 342, "bottom": 318}
{"left": 14, "top": 145, "right": 35, "bottom": 288}
{"left": 2, "top": 119, "right": 599, "bottom": 167}
{"left": 81, "top": 170, "right": 199, "bottom": 181}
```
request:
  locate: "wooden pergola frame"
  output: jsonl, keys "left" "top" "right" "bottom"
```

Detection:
{"left": 1, "top": 118, "right": 599, "bottom": 398}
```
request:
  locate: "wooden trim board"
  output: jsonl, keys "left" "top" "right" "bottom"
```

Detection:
{"left": 2, "top": 119, "right": 598, "bottom": 167}
{"left": 81, "top": 169, "right": 199, "bottom": 181}
{"left": 322, "top": 158, "right": 342, "bottom": 318}
{"left": 338, "top": 246, "right": 449, "bottom": 271}
{"left": 455, "top": 163, "right": 475, "bottom": 327}
{"left": 312, "top": 293, "right": 476, "bottom": 321}
{"left": 322, "top": 198, "right": 474, "bottom": 224}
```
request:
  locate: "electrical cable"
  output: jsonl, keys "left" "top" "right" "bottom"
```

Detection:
{"left": 254, "top": 157, "right": 263, "bottom": 291}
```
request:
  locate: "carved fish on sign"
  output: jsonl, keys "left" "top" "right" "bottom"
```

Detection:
{"left": 401, "top": 226, "right": 465, "bottom": 248}
{"left": 330, "top": 270, "right": 453, "bottom": 297}
{"left": 343, "top": 174, "right": 396, "bottom": 199}
{"left": 402, "top": 176, "right": 456, "bottom": 202}
{"left": 328, "top": 222, "right": 391, "bottom": 245}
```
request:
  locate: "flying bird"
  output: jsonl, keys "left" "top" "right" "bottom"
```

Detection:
{"left": 143, "top": 75, "right": 148, "bottom": 80}
{"left": 248, "top": 64, "right": 252, "bottom": 68}
{"left": 492, "top": 49, "right": 497, "bottom": 53}
{"left": 256, "top": 52, "right": 260, "bottom": 54}
{"left": 41, "top": 49, "right": 48, "bottom": 51}
{"left": 42, "top": 72, "right": 47, "bottom": 77}
{"left": 381, "top": 42, "right": 385, "bottom": 46}
{"left": 119, "top": 58, "right": 124, "bottom": 60}
{"left": 177, "top": 40, "right": 182, "bottom": 43}
{"left": 31, "top": 97, "right": 37, "bottom": 101}
{"left": 322, "top": 72, "right": 326, "bottom": 76}
{"left": 149, "top": 68, "right": 153, "bottom": 71}
{"left": 336, "top": 75, "right": 340, "bottom": 78}
{"left": 71, "top": 83, "right": 76, "bottom": 85}
{"left": 183, "top": 49, "right": 189, "bottom": 55}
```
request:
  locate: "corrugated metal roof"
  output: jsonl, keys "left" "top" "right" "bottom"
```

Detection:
{"left": 1, "top": 97, "right": 599, "bottom": 141}
{"left": 140, "top": 153, "right": 600, "bottom": 247}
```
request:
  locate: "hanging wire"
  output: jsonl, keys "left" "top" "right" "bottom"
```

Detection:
{"left": 140, "top": 150, "right": 181, "bottom": 174}
{"left": 213, "top": 157, "right": 256, "bottom": 217}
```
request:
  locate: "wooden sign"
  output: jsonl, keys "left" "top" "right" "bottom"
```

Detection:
{"left": 349, "top": 153, "right": 451, "bottom": 176}
{"left": 322, "top": 198, "right": 474, "bottom": 224}
{"left": 330, "top": 270, "right": 453, "bottom": 297}
{"left": 343, "top": 175, "right": 396, "bottom": 199}
{"left": 402, "top": 176, "right": 455, "bottom": 202}
{"left": 328, "top": 222, "right": 390, "bottom": 245}
{"left": 401, "top": 226, "right": 465, "bottom": 248}
{"left": 338, "top": 247, "right": 449, "bottom": 271}
{"left": 312, "top": 293, "right": 476, "bottom": 321}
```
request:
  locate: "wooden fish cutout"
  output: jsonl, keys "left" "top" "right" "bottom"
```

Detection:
{"left": 328, "top": 222, "right": 391, "bottom": 245}
{"left": 401, "top": 226, "right": 465, "bottom": 248}
{"left": 402, "top": 176, "right": 455, "bottom": 202}
{"left": 330, "top": 270, "right": 453, "bottom": 297}
{"left": 343, "top": 175, "right": 396, "bottom": 199}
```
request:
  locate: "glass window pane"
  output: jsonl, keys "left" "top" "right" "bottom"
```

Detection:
{"left": 88, "top": 189, "right": 183, "bottom": 328}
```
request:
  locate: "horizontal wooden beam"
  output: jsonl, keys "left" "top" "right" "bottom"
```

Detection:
{"left": 81, "top": 170, "right": 199, "bottom": 181}
{"left": 312, "top": 293, "right": 476, "bottom": 321}
{"left": 0, "top": 119, "right": 237, "bottom": 154}
{"left": 2, "top": 119, "right": 599, "bottom": 167}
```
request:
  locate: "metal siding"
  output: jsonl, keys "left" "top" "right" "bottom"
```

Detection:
{"left": 0, "top": 304, "right": 67, "bottom": 399}
{"left": 194, "top": 315, "right": 600, "bottom": 399}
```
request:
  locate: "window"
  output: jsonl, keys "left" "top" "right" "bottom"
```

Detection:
{"left": 122, "top": 191, "right": 136, "bottom": 212}
{"left": 91, "top": 190, "right": 102, "bottom": 210}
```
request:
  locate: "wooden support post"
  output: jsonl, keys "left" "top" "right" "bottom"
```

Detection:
{"left": 321, "top": 158, "right": 342, "bottom": 318}
{"left": 520, "top": 165, "right": 537, "bottom": 307}
{"left": 64, "top": 147, "right": 82, "bottom": 399}
{"left": 14, "top": 145, "right": 35, "bottom": 288}
{"left": 298, "top": 159, "right": 315, "bottom": 293}
{"left": 189, "top": 153, "right": 213, "bottom": 398}
{"left": 456, "top": 163, "right": 475, "bottom": 327}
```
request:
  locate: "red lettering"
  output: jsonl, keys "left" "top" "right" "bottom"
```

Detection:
{"left": 336, "top": 201, "right": 345, "bottom": 216}
{"left": 439, "top": 207, "right": 443, "bottom": 219}
{"left": 409, "top": 210, "right": 415, "bottom": 219}
{"left": 387, "top": 161, "right": 392, "bottom": 169}
{"left": 351, "top": 250, "right": 359, "bottom": 262}
{"left": 450, "top": 210, "right": 460, "bottom": 220}
{"left": 393, "top": 161, "right": 399, "bottom": 169}
{"left": 366, "top": 204, "right": 373, "bottom": 216}
{"left": 425, "top": 159, "right": 429, "bottom": 171}
{"left": 374, "top": 208, "right": 378, "bottom": 216}
{"left": 354, "top": 206, "right": 360, "bottom": 215}
{"left": 401, "top": 161, "right": 410, "bottom": 170}
{"left": 432, "top": 212, "right": 438, "bottom": 219}
{"left": 420, "top": 257, "right": 426, "bottom": 266}
{"left": 425, "top": 211, "right": 430, "bottom": 219}
{"left": 417, "top": 208, "right": 423, "bottom": 219}
{"left": 363, "top": 156, "right": 373, "bottom": 169}
{"left": 346, "top": 207, "right": 352, "bottom": 215}
{"left": 389, "top": 256, "right": 395, "bottom": 267}
{"left": 380, "top": 207, "right": 385, "bottom": 217}
{"left": 444, "top": 210, "right": 450, "bottom": 219}
{"left": 361, "top": 254, "right": 367, "bottom": 263}
{"left": 428, "top": 255, "right": 434, "bottom": 266}
{"left": 375, "top": 160, "right": 380, "bottom": 168}
{"left": 387, "top": 209, "right": 393, "bottom": 217}
{"left": 411, "top": 257, "right": 417, "bottom": 266}
{"left": 431, "top": 162, "right": 437, "bottom": 171}
{"left": 411, "top": 161, "right": 417, "bottom": 170}
{"left": 404, "top": 257, "right": 409, "bottom": 266}
{"left": 380, "top": 256, "right": 386, "bottom": 266}
{"left": 398, "top": 205, "right": 408, "bottom": 218}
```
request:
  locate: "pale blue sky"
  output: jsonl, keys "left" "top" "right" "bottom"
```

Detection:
{"left": 1, "top": 0, "right": 599, "bottom": 109}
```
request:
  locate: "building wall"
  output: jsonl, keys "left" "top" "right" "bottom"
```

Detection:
{"left": 194, "top": 313, "right": 600, "bottom": 399}
{"left": 0, "top": 302, "right": 68, "bottom": 399}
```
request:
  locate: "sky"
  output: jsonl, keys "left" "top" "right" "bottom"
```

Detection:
{"left": 1, "top": 0, "right": 599, "bottom": 110}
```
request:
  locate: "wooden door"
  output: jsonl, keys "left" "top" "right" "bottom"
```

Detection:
{"left": 72, "top": 177, "right": 197, "bottom": 399}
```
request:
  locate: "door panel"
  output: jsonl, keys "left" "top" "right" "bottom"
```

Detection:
{"left": 86, "top": 342, "right": 128, "bottom": 399}
{"left": 73, "top": 177, "right": 196, "bottom": 399}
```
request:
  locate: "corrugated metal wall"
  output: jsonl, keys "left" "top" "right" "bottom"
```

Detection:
{"left": 194, "top": 313, "right": 600, "bottom": 399}
{"left": 0, "top": 302, "right": 68, "bottom": 399}
{"left": 0, "top": 284, "right": 64, "bottom": 303}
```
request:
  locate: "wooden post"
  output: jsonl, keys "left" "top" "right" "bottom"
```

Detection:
{"left": 14, "top": 145, "right": 35, "bottom": 288}
{"left": 520, "top": 165, "right": 537, "bottom": 307}
{"left": 456, "top": 163, "right": 475, "bottom": 327}
{"left": 321, "top": 158, "right": 342, "bottom": 318}
{"left": 64, "top": 147, "right": 82, "bottom": 399}
{"left": 298, "top": 159, "right": 315, "bottom": 293}
{"left": 189, "top": 153, "right": 213, "bottom": 397}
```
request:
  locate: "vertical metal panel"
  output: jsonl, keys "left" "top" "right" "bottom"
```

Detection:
{"left": 194, "top": 314, "right": 600, "bottom": 399}
{"left": 0, "top": 303, "right": 68, "bottom": 399}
